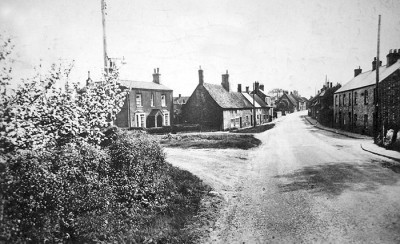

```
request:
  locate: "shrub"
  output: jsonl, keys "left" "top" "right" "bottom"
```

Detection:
{"left": 108, "top": 131, "right": 167, "bottom": 210}
{"left": 0, "top": 143, "right": 112, "bottom": 243}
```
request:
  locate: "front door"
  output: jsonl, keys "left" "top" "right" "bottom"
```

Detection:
{"left": 157, "top": 115, "right": 163, "bottom": 127}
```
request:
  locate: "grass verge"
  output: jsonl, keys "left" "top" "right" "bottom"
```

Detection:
{"left": 159, "top": 133, "right": 261, "bottom": 150}
{"left": 233, "top": 123, "right": 275, "bottom": 133}
{"left": 140, "top": 163, "right": 221, "bottom": 243}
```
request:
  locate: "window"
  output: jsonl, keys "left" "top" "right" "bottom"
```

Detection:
{"left": 339, "top": 95, "right": 341, "bottom": 106}
{"left": 161, "top": 94, "right": 166, "bottom": 107}
{"left": 135, "top": 113, "right": 146, "bottom": 128}
{"left": 348, "top": 112, "right": 351, "bottom": 124}
{"left": 348, "top": 93, "right": 351, "bottom": 106}
{"left": 136, "top": 94, "right": 142, "bottom": 107}
{"left": 151, "top": 93, "right": 154, "bottom": 107}
{"left": 164, "top": 112, "right": 170, "bottom": 126}
{"left": 231, "top": 118, "right": 235, "bottom": 128}
{"left": 354, "top": 92, "right": 358, "bottom": 105}
{"left": 335, "top": 95, "right": 338, "bottom": 106}
{"left": 373, "top": 88, "right": 376, "bottom": 104}
{"left": 364, "top": 114, "right": 368, "bottom": 129}
{"left": 343, "top": 94, "right": 346, "bottom": 106}
{"left": 353, "top": 114, "right": 357, "bottom": 126}
{"left": 364, "top": 90, "right": 368, "bottom": 105}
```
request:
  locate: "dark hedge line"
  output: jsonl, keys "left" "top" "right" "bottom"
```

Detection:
{"left": 0, "top": 130, "right": 210, "bottom": 243}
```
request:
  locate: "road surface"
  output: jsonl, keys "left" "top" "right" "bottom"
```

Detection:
{"left": 165, "top": 111, "right": 400, "bottom": 243}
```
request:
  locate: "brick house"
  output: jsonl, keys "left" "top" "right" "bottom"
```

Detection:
{"left": 309, "top": 82, "right": 341, "bottom": 126}
{"left": 250, "top": 82, "right": 274, "bottom": 119}
{"left": 182, "top": 69, "right": 256, "bottom": 130}
{"left": 334, "top": 50, "right": 400, "bottom": 135}
{"left": 379, "top": 49, "right": 400, "bottom": 135}
{"left": 115, "top": 68, "right": 173, "bottom": 128}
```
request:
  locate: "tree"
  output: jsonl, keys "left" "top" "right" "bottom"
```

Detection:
{"left": 0, "top": 35, "right": 128, "bottom": 153}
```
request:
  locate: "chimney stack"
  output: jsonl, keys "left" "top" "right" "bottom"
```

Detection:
{"left": 354, "top": 66, "right": 362, "bottom": 77}
{"left": 179, "top": 94, "right": 181, "bottom": 98}
{"left": 221, "top": 70, "right": 229, "bottom": 92}
{"left": 372, "top": 57, "right": 382, "bottom": 71}
{"left": 246, "top": 86, "right": 249, "bottom": 93}
{"left": 237, "top": 84, "right": 242, "bottom": 92}
{"left": 387, "top": 49, "right": 400, "bottom": 67}
{"left": 152, "top": 68, "right": 160, "bottom": 84}
{"left": 254, "top": 81, "right": 259, "bottom": 92}
{"left": 259, "top": 84, "right": 264, "bottom": 91}
{"left": 198, "top": 66, "right": 204, "bottom": 85}
{"left": 330, "top": 82, "right": 332, "bottom": 88}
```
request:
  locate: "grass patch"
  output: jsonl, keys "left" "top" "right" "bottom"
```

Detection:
{"left": 233, "top": 123, "right": 275, "bottom": 133}
{"left": 159, "top": 133, "right": 261, "bottom": 150}
{"left": 136, "top": 163, "right": 214, "bottom": 243}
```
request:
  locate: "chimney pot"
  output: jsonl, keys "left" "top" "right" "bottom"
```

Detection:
{"left": 179, "top": 94, "right": 181, "bottom": 98}
{"left": 246, "top": 86, "right": 249, "bottom": 93}
{"left": 198, "top": 67, "right": 204, "bottom": 85}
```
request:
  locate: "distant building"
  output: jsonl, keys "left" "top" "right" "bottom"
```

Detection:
{"left": 275, "top": 91, "right": 298, "bottom": 114}
{"left": 115, "top": 68, "right": 173, "bottom": 128}
{"left": 334, "top": 50, "right": 400, "bottom": 136}
{"left": 309, "top": 82, "right": 341, "bottom": 126}
{"left": 173, "top": 94, "right": 190, "bottom": 124}
{"left": 182, "top": 69, "right": 258, "bottom": 130}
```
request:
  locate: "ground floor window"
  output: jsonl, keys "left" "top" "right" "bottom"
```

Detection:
{"left": 135, "top": 113, "right": 146, "bottom": 128}
{"left": 163, "top": 112, "right": 170, "bottom": 126}
{"left": 231, "top": 118, "right": 235, "bottom": 128}
{"left": 363, "top": 114, "right": 368, "bottom": 129}
{"left": 353, "top": 114, "right": 358, "bottom": 126}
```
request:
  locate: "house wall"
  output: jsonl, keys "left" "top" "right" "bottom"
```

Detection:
{"left": 334, "top": 85, "right": 375, "bottom": 135}
{"left": 115, "top": 88, "right": 173, "bottom": 128}
{"left": 182, "top": 85, "right": 223, "bottom": 129}
{"left": 380, "top": 69, "right": 400, "bottom": 132}
{"left": 222, "top": 109, "right": 252, "bottom": 130}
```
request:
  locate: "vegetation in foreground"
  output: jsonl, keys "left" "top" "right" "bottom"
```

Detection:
{"left": 159, "top": 133, "right": 262, "bottom": 150}
{"left": 0, "top": 36, "right": 214, "bottom": 243}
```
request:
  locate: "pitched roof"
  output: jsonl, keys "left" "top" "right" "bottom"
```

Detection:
{"left": 203, "top": 83, "right": 253, "bottom": 109}
{"left": 336, "top": 60, "right": 400, "bottom": 93}
{"left": 242, "top": 93, "right": 262, "bottom": 108}
{"left": 118, "top": 80, "right": 172, "bottom": 91}
{"left": 173, "top": 96, "right": 190, "bottom": 104}
{"left": 281, "top": 93, "right": 298, "bottom": 106}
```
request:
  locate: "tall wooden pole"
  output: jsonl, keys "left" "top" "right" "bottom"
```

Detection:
{"left": 374, "top": 15, "right": 381, "bottom": 141}
{"left": 253, "top": 82, "right": 256, "bottom": 127}
{"left": 101, "top": 0, "right": 109, "bottom": 74}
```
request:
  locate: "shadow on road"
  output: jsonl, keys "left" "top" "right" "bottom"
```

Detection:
{"left": 274, "top": 162, "right": 400, "bottom": 196}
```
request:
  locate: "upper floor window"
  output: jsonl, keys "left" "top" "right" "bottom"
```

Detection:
{"left": 136, "top": 94, "right": 142, "bottom": 107}
{"left": 348, "top": 93, "right": 351, "bottom": 106}
{"left": 354, "top": 92, "right": 358, "bottom": 105}
{"left": 161, "top": 94, "right": 166, "bottom": 107}
{"left": 364, "top": 90, "right": 368, "bottom": 105}
{"left": 164, "top": 112, "right": 169, "bottom": 126}
{"left": 343, "top": 94, "right": 346, "bottom": 106}
{"left": 151, "top": 93, "right": 154, "bottom": 107}
{"left": 339, "top": 95, "right": 341, "bottom": 106}
{"left": 335, "top": 95, "right": 338, "bottom": 106}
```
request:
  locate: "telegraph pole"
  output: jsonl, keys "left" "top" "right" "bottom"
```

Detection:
{"left": 374, "top": 15, "right": 381, "bottom": 141}
{"left": 253, "top": 82, "right": 256, "bottom": 127}
{"left": 101, "top": 0, "right": 109, "bottom": 74}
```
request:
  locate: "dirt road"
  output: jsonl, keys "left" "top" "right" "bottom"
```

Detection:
{"left": 165, "top": 111, "right": 400, "bottom": 243}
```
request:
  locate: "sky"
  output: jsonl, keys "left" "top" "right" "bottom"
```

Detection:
{"left": 1, "top": 0, "right": 400, "bottom": 98}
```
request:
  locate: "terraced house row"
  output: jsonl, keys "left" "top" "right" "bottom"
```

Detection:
{"left": 334, "top": 49, "right": 400, "bottom": 136}
{"left": 182, "top": 69, "right": 274, "bottom": 131}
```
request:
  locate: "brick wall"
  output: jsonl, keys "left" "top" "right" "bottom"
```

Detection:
{"left": 334, "top": 85, "right": 375, "bottom": 135}
{"left": 380, "top": 69, "right": 400, "bottom": 132}
{"left": 182, "top": 85, "right": 223, "bottom": 130}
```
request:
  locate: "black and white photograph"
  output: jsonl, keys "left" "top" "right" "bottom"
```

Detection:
{"left": 1, "top": 0, "right": 400, "bottom": 243}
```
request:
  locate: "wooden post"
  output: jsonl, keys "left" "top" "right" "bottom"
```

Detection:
{"left": 101, "top": 0, "right": 109, "bottom": 74}
{"left": 253, "top": 82, "right": 256, "bottom": 127}
{"left": 374, "top": 15, "right": 381, "bottom": 141}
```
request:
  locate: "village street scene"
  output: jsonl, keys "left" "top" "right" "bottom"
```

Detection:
{"left": 1, "top": 0, "right": 400, "bottom": 243}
